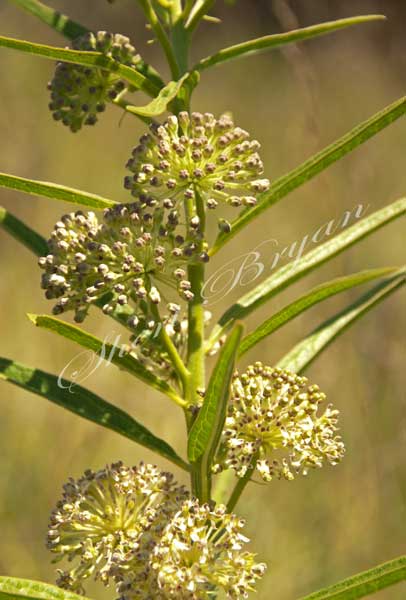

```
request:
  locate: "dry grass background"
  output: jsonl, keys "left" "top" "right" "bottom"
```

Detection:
{"left": 0, "top": 0, "right": 405, "bottom": 598}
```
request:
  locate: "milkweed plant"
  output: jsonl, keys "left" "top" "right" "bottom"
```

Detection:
{"left": 0, "top": 1, "right": 405, "bottom": 599}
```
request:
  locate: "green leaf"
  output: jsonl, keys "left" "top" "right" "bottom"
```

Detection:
{"left": 188, "top": 323, "right": 243, "bottom": 462}
{"left": 208, "top": 198, "right": 405, "bottom": 347}
{"left": 0, "top": 357, "right": 188, "bottom": 470}
{"left": 0, "top": 35, "right": 159, "bottom": 97}
{"left": 0, "top": 172, "right": 116, "bottom": 210}
{"left": 196, "top": 15, "right": 385, "bottom": 71}
{"left": 28, "top": 314, "right": 185, "bottom": 406}
{"left": 0, "top": 576, "right": 92, "bottom": 600}
{"left": 298, "top": 555, "right": 406, "bottom": 600}
{"left": 125, "top": 73, "right": 189, "bottom": 117}
{"left": 277, "top": 270, "right": 404, "bottom": 374}
{"left": 0, "top": 206, "right": 48, "bottom": 256}
{"left": 7, "top": 0, "right": 89, "bottom": 40}
{"left": 238, "top": 267, "right": 398, "bottom": 356}
{"left": 210, "top": 96, "right": 406, "bottom": 255}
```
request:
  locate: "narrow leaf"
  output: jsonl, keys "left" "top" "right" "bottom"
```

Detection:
{"left": 7, "top": 0, "right": 88, "bottom": 40}
{"left": 0, "top": 35, "right": 159, "bottom": 96}
{"left": 277, "top": 271, "right": 404, "bottom": 374}
{"left": 0, "top": 173, "right": 116, "bottom": 209}
{"left": 126, "top": 73, "right": 188, "bottom": 117}
{"left": 188, "top": 323, "right": 243, "bottom": 463}
{"left": 209, "top": 198, "right": 405, "bottom": 347}
{"left": 0, "top": 358, "right": 188, "bottom": 470}
{"left": 210, "top": 96, "right": 406, "bottom": 255}
{"left": 298, "top": 555, "right": 406, "bottom": 600}
{"left": 28, "top": 314, "right": 184, "bottom": 406}
{"left": 196, "top": 15, "right": 385, "bottom": 71}
{"left": 0, "top": 576, "right": 91, "bottom": 600}
{"left": 0, "top": 206, "right": 48, "bottom": 255}
{"left": 238, "top": 267, "right": 398, "bottom": 356}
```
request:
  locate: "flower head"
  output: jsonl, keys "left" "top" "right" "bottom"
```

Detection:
{"left": 48, "top": 31, "right": 141, "bottom": 132}
{"left": 124, "top": 112, "right": 270, "bottom": 212}
{"left": 150, "top": 499, "right": 266, "bottom": 599}
{"left": 216, "top": 362, "right": 345, "bottom": 481}
{"left": 39, "top": 203, "right": 196, "bottom": 323}
{"left": 47, "top": 462, "right": 187, "bottom": 594}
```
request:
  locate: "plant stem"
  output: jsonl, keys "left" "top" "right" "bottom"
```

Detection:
{"left": 186, "top": 0, "right": 216, "bottom": 31}
{"left": 226, "top": 460, "right": 256, "bottom": 512}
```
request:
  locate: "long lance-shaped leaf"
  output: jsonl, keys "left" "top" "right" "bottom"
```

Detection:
{"left": 28, "top": 314, "right": 185, "bottom": 406}
{"left": 0, "top": 173, "right": 117, "bottom": 209}
{"left": 298, "top": 555, "right": 406, "bottom": 600}
{"left": 0, "top": 206, "right": 48, "bottom": 255}
{"left": 0, "top": 575, "right": 92, "bottom": 600}
{"left": 238, "top": 267, "right": 398, "bottom": 356}
{"left": 7, "top": 0, "right": 88, "bottom": 39}
{"left": 277, "top": 271, "right": 405, "bottom": 374}
{"left": 208, "top": 198, "right": 405, "bottom": 348}
{"left": 188, "top": 324, "right": 243, "bottom": 501}
{"left": 0, "top": 35, "right": 160, "bottom": 97}
{"left": 0, "top": 358, "right": 188, "bottom": 470}
{"left": 210, "top": 96, "right": 406, "bottom": 256}
{"left": 196, "top": 15, "right": 385, "bottom": 71}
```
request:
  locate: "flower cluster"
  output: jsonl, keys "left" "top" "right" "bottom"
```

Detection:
{"left": 47, "top": 462, "right": 188, "bottom": 594}
{"left": 48, "top": 464, "right": 265, "bottom": 599}
{"left": 215, "top": 363, "right": 345, "bottom": 481}
{"left": 124, "top": 112, "right": 270, "bottom": 214}
{"left": 39, "top": 203, "right": 197, "bottom": 323}
{"left": 48, "top": 31, "right": 141, "bottom": 132}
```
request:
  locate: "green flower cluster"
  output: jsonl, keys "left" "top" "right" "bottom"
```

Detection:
{"left": 48, "top": 31, "right": 141, "bottom": 132}
{"left": 215, "top": 363, "right": 345, "bottom": 482}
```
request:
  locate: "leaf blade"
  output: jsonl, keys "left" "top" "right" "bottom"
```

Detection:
{"left": 125, "top": 74, "right": 188, "bottom": 117}
{"left": 277, "top": 271, "right": 405, "bottom": 374}
{"left": 238, "top": 267, "right": 398, "bottom": 356}
{"left": 28, "top": 314, "right": 184, "bottom": 406}
{"left": 209, "top": 198, "right": 406, "bottom": 347}
{"left": 298, "top": 555, "right": 406, "bottom": 600}
{"left": 7, "top": 0, "right": 88, "bottom": 40}
{"left": 0, "top": 172, "right": 116, "bottom": 209}
{"left": 0, "top": 357, "right": 188, "bottom": 470}
{"left": 196, "top": 15, "right": 386, "bottom": 71}
{"left": 0, "top": 206, "right": 48, "bottom": 255}
{"left": 210, "top": 96, "right": 406, "bottom": 255}
{"left": 0, "top": 576, "right": 91, "bottom": 600}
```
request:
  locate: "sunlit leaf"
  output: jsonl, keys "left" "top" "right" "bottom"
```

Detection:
{"left": 196, "top": 15, "right": 385, "bottom": 71}
{"left": 238, "top": 267, "right": 398, "bottom": 356}
{"left": 208, "top": 198, "right": 405, "bottom": 348}
{"left": 7, "top": 0, "right": 88, "bottom": 40}
{"left": 210, "top": 96, "right": 406, "bottom": 255}
{"left": 277, "top": 270, "right": 405, "bottom": 374}
{"left": 0, "top": 575, "right": 92, "bottom": 600}
{"left": 0, "top": 173, "right": 116, "bottom": 209}
{"left": 125, "top": 73, "right": 189, "bottom": 117}
{"left": 0, "top": 206, "right": 48, "bottom": 255}
{"left": 298, "top": 555, "right": 406, "bottom": 600}
{"left": 28, "top": 314, "right": 185, "bottom": 406}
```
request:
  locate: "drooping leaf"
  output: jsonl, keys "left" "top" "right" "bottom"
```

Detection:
{"left": 0, "top": 35, "right": 159, "bottom": 96}
{"left": 125, "top": 73, "right": 189, "bottom": 117}
{"left": 277, "top": 270, "right": 405, "bottom": 374}
{"left": 298, "top": 555, "right": 406, "bottom": 600}
{"left": 7, "top": 0, "right": 89, "bottom": 40}
{"left": 238, "top": 267, "right": 398, "bottom": 356}
{"left": 0, "top": 173, "right": 116, "bottom": 209}
{"left": 0, "top": 358, "right": 188, "bottom": 470}
{"left": 196, "top": 15, "right": 385, "bottom": 71}
{"left": 210, "top": 96, "right": 406, "bottom": 255}
{"left": 0, "top": 575, "right": 92, "bottom": 600}
{"left": 0, "top": 206, "right": 48, "bottom": 255}
{"left": 208, "top": 198, "right": 405, "bottom": 347}
{"left": 28, "top": 314, "right": 185, "bottom": 406}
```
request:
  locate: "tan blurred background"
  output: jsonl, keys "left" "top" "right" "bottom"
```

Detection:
{"left": 0, "top": 0, "right": 405, "bottom": 598}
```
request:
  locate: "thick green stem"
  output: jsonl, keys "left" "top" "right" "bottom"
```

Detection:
{"left": 186, "top": 0, "right": 216, "bottom": 31}
{"left": 226, "top": 457, "right": 257, "bottom": 511}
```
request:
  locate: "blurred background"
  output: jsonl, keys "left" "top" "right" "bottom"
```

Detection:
{"left": 0, "top": 0, "right": 405, "bottom": 598}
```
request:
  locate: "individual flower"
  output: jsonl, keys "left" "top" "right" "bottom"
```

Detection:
{"left": 47, "top": 462, "right": 188, "bottom": 594}
{"left": 150, "top": 499, "right": 266, "bottom": 599}
{"left": 39, "top": 203, "right": 197, "bottom": 323}
{"left": 215, "top": 362, "right": 345, "bottom": 482}
{"left": 48, "top": 31, "right": 142, "bottom": 132}
{"left": 124, "top": 112, "right": 270, "bottom": 213}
